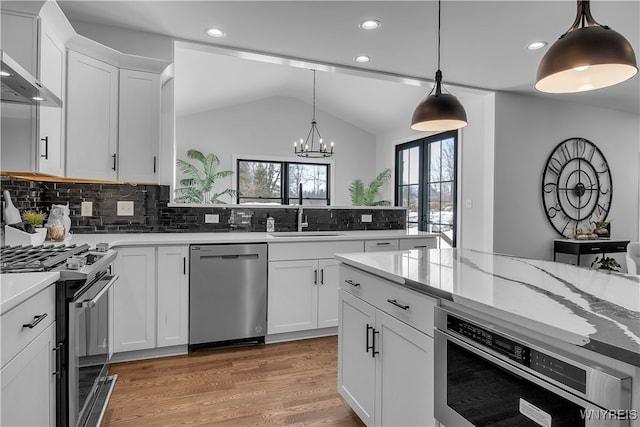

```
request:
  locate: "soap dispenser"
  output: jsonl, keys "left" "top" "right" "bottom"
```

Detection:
{"left": 266, "top": 213, "right": 275, "bottom": 233}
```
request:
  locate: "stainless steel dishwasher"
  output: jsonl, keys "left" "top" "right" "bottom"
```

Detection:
{"left": 189, "top": 243, "right": 267, "bottom": 350}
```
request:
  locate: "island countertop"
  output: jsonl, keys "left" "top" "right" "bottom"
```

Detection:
{"left": 335, "top": 248, "right": 640, "bottom": 367}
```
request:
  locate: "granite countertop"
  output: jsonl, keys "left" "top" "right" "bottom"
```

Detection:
{"left": 1, "top": 272, "right": 59, "bottom": 315}
{"left": 335, "top": 248, "right": 640, "bottom": 366}
{"left": 67, "top": 229, "right": 437, "bottom": 248}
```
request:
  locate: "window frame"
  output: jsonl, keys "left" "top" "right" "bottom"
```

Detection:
{"left": 235, "top": 156, "right": 332, "bottom": 205}
{"left": 394, "top": 130, "right": 458, "bottom": 247}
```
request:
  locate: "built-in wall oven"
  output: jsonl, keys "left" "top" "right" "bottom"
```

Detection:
{"left": 434, "top": 305, "right": 634, "bottom": 427}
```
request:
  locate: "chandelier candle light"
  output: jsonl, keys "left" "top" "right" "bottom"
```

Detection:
{"left": 294, "top": 70, "right": 334, "bottom": 158}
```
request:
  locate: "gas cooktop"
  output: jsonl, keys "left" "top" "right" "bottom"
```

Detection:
{"left": 0, "top": 243, "right": 116, "bottom": 280}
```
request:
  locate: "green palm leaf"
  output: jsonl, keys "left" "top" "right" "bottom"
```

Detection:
{"left": 175, "top": 150, "right": 235, "bottom": 204}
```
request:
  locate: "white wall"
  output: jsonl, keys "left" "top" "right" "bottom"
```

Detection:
{"left": 176, "top": 96, "right": 376, "bottom": 205}
{"left": 493, "top": 92, "right": 640, "bottom": 266}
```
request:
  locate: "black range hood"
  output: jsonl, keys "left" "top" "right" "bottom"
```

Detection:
{"left": 1, "top": 50, "right": 62, "bottom": 108}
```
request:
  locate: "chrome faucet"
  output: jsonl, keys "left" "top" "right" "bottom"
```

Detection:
{"left": 297, "top": 208, "right": 308, "bottom": 232}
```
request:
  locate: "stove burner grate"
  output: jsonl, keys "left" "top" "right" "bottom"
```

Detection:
{"left": 0, "top": 244, "right": 91, "bottom": 273}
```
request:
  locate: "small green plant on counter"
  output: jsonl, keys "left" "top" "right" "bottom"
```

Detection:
{"left": 590, "top": 256, "right": 621, "bottom": 272}
{"left": 175, "top": 149, "right": 237, "bottom": 204}
{"left": 349, "top": 168, "right": 392, "bottom": 206}
{"left": 22, "top": 210, "right": 47, "bottom": 227}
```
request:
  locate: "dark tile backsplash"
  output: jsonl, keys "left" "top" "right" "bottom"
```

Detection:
{"left": 1, "top": 177, "right": 406, "bottom": 233}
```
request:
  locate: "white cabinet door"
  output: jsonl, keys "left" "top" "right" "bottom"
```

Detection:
{"left": 157, "top": 245, "right": 189, "bottom": 347}
{"left": 66, "top": 50, "right": 118, "bottom": 181}
{"left": 1, "top": 322, "right": 56, "bottom": 427}
{"left": 118, "top": 69, "right": 160, "bottom": 183}
{"left": 318, "top": 258, "right": 340, "bottom": 328}
{"left": 38, "top": 17, "right": 66, "bottom": 177}
{"left": 113, "top": 246, "right": 156, "bottom": 352}
{"left": 338, "top": 290, "right": 376, "bottom": 425}
{"left": 268, "top": 259, "right": 318, "bottom": 334}
{"left": 375, "top": 310, "right": 435, "bottom": 427}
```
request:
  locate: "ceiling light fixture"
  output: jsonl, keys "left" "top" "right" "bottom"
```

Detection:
{"left": 31, "top": 96, "right": 44, "bottom": 101}
{"left": 206, "top": 28, "right": 227, "bottom": 38}
{"left": 527, "top": 41, "right": 548, "bottom": 50}
{"left": 535, "top": 0, "right": 638, "bottom": 93}
{"left": 294, "top": 70, "right": 334, "bottom": 158}
{"left": 411, "top": 0, "right": 467, "bottom": 132}
{"left": 359, "top": 19, "right": 381, "bottom": 30}
{"left": 354, "top": 55, "right": 371, "bottom": 63}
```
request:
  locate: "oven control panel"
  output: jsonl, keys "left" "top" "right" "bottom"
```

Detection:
{"left": 447, "top": 314, "right": 586, "bottom": 393}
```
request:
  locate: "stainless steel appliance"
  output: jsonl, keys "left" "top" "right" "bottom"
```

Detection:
{"left": 434, "top": 305, "right": 633, "bottom": 427}
{"left": 189, "top": 243, "right": 267, "bottom": 350}
{"left": 1, "top": 243, "right": 118, "bottom": 426}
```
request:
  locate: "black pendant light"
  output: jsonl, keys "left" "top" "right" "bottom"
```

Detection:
{"left": 536, "top": 0, "right": 638, "bottom": 93}
{"left": 294, "top": 70, "right": 334, "bottom": 158}
{"left": 411, "top": 0, "right": 467, "bottom": 132}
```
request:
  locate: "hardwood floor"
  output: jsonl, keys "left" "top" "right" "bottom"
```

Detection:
{"left": 102, "top": 336, "right": 365, "bottom": 426}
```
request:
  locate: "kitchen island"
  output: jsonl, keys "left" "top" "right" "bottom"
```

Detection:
{"left": 335, "top": 248, "right": 640, "bottom": 426}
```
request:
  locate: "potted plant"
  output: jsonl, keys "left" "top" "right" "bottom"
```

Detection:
{"left": 590, "top": 256, "right": 621, "bottom": 272}
{"left": 349, "top": 168, "right": 392, "bottom": 206}
{"left": 175, "top": 149, "right": 237, "bottom": 203}
{"left": 22, "top": 210, "right": 47, "bottom": 228}
{"left": 593, "top": 215, "right": 611, "bottom": 238}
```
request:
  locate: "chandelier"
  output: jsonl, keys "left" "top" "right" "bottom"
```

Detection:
{"left": 294, "top": 70, "right": 334, "bottom": 158}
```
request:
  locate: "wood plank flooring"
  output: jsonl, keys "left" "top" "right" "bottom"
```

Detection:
{"left": 102, "top": 336, "right": 365, "bottom": 426}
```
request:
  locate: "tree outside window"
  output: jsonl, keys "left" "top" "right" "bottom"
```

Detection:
{"left": 237, "top": 159, "right": 329, "bottom": 205}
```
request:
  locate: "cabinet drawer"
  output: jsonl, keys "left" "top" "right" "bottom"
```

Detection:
{"left": 398, "top": 237, "right": 437, "bottom": 250}
{"left": 364, "top": 239, "right": 399, "bottom": 252}
{"left": 269, "top": 240, "right": 364, "bottom": 261}
{"left": 340, "top": 265, "right": 437, "bottom": 336}
{"left": 1, "top": 285, "right": 56, "bottom": 368}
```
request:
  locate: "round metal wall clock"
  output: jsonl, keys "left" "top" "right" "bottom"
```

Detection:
{"left": 541, "top": 137, "right": 612, "bottom": 238}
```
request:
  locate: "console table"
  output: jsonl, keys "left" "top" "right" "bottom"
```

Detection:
{"left": 553, "top": 239, "right": 630, "bottom": 265}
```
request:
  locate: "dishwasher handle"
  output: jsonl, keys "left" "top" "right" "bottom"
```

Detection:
{"left": 200, "top": 254, "right": 260, "bottom": 260}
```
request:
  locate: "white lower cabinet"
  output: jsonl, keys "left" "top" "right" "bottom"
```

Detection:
{"left": 338, "top": 265, "right": 436, "bottom": 427}
{"left": 1, "top": 322, "right": 57, "bottom": 426}
{"left": 268, "top": 258, "right": 340, "bottom": 334}
{"left": 156, "top": 245, "right": 189, "bottom": 347}
{"left": 113, "top": 246, "right": 156, "bottom": 352}
{"left": 113, "top": 245, "right": 189, "bottom": 355}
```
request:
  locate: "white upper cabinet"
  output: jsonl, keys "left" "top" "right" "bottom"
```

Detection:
{"left": 38, "top": 12, "right": 67, "bottom": 176}
{"left": 118, "top": 69, "right": 160, "bottom": 183}
{"left": 66, "top": 50, "right": 119, "bottom": 181}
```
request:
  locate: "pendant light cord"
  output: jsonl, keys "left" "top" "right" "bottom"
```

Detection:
{"left": 437, "top": 0, "right": 441, "bottom": 71}
{"left": 312, "top": 70, "right": 317, "bottom": 123}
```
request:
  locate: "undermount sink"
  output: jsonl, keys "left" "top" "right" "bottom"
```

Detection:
{"left": 269, "top": 232, "right": 343, "bottom": 238}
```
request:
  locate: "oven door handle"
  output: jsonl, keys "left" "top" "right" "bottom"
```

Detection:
{"left": 75, "top": 274, "right": 119, "bottom": 308}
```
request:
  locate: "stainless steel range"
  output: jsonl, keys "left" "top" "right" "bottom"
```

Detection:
{"left": 1, "top": 243, "right": 119, "bottom": 427}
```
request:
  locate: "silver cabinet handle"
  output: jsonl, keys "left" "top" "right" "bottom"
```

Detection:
{"left": 75, "top": 274, "right": 118, "bottom": 308}
{"left": 52, "top": 343, "right": 63, "bottom": 378}
{"left": 387, "top": 299, "right": 410, "bottom": 310}
{"left": 345, "top": 279, "right": 360, "bottom": 287}
{"left": 23, "top": 313, "right": 47, "bottom": 329}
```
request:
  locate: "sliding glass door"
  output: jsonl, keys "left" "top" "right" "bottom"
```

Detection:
{"left": 395, "top": 131, "right": 458, "bottom": 247}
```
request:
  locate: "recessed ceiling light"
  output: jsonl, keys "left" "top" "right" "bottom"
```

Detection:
{"left": 0, "top": 70, "right": 11, "bottom": 77}
{"left": 32, "top": 96, "right": 44, "bottom": 101}
{"left": 354, "top": 55, "right": 371, "bottom": 63}
{"left": 527, "top": 41, "right": 547, "bottom": 50}
{"left": 359, "top": 19, "right": 381, "bottom": 30}
{"left": 206, "top": 28, "right": 227, "bottom": 38}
